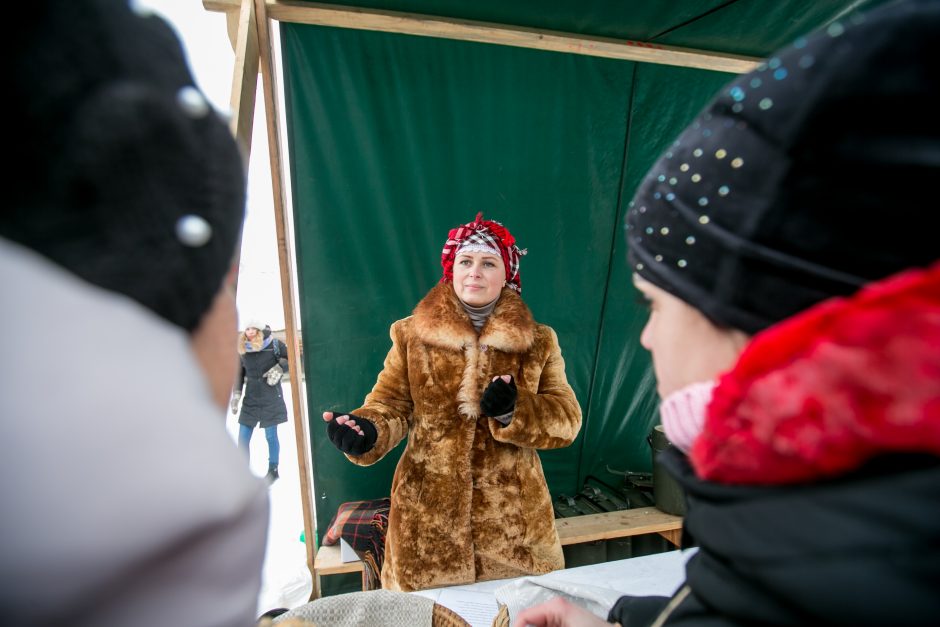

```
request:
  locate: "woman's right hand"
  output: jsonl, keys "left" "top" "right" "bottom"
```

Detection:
{"left": 323, "top": 411, "right": 378, "bottom": 455}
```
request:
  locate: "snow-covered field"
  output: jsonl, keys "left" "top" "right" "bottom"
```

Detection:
{"left": 226, "top": 381, "right": 312, "bottom": 615}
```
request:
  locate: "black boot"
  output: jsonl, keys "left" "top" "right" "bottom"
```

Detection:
{"left": 265, "top": 464, "right": 279, "bottom": 485}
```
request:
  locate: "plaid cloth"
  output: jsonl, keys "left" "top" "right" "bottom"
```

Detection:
{"left": 441, "top": 212, "right": 527, "bottom": 293}
{"left": 324, "top": 498, "right": 391, "bottom": 589}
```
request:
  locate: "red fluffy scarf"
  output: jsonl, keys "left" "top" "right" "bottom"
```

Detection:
{"left": 692, "top": 262, "right": 940, "bottom": 485}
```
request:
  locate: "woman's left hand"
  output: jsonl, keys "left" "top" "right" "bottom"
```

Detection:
{"left": 481, "top": 374, "right": 517, "bottom": 417}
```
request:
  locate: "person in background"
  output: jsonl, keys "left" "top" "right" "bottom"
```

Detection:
{"left": 232, "top": 319, "right": 290, "bottom": 484}
{"left": 323, "top": 213, "right": 582, "bottom": 591}
{"left": 1, "top": 1, "right": 267, "bottom": 625}
{"left": 515, "top": 0, "right": 939, "bottom": 625}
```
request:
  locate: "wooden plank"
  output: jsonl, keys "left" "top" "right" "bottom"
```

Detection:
{"left": 555, "top": 507, "right": 682, "bottom": 546}
{"left": 252, "top": 0, "right": 320, "bottom": 599}
{"left": 205, "top": 0, "right": 760, "bottom": 74}
{"left": 314, "top": 544, "right": 365, "bottom": 575}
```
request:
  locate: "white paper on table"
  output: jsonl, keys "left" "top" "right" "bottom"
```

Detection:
{"left": 495, "top": 549, "right": 694, "bottom": 625}
{"left": 431, "top": 589, "right": 500, "bottom": 627}
{"left": 413, "top": 550, "right": 694, "bottom": 627}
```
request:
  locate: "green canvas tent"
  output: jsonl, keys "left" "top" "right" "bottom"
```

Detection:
{"left": 208, "top": 0, "right": 884, "bottom": 595}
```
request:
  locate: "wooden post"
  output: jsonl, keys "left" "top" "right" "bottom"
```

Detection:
{"left": 252, "top": 0, "right": 319, "bottom": 599}
{"left": 229, "top": 0, "right": 259, "bottom": 156}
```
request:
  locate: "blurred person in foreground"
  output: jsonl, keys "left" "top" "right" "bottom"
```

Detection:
{"left": 1, "top": 1, "right": 267, "bottom": 625}
{"left": 516, "top": 1, "right": 939, "bottom": 625}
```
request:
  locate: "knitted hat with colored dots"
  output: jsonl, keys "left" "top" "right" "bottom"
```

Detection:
{"left": 626, "top": 0, "right": 940, "bottom": 334}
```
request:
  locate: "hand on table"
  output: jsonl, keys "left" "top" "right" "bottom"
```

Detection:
{"left": 513, "top": 597, "right": 614, "bottom": 627}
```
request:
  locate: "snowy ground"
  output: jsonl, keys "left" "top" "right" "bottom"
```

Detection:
{"left": 225, "top": 381, "right": 313, "bottom": 615}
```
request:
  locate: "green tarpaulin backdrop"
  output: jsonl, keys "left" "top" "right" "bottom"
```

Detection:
{"left": 277, "top": 1, "right": 882, "bottom": 583}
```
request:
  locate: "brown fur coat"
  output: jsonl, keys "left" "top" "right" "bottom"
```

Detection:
{"left": 348, "top": 283, "right": 582, "bottom": 591}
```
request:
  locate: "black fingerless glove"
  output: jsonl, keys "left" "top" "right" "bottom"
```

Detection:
{"left": 326, "top": 413, "right": 378, "bottom": 455}
{"left": 480, "top": 376, "right": 517, "bottom": 418}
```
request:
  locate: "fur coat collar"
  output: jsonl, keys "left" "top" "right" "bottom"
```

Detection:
{"left": 693, "top": 262, "right": 940, "bottom": 485}
{"left": 411, "top": 282, "right": 536, "bottom": 353}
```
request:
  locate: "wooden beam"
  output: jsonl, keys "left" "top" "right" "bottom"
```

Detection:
{"left": 205, "top": 0, "right": 760, "bottom": 74}
{"left": 225, "top": 10, "right": 241, "bottom": 52}
{"left": 252, "top": 0, "right": 320, "bottom": 599}
{"left": 229, "top": 0, "right": 259, "bottom": 155}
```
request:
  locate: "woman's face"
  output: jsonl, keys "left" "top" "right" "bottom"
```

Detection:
{"left": 452, "top": 251, "right": 506, "bottom": 306}
{"left": 245, "top": 326, "right": 258, "bottom": 340}
{"left": 633, "top": 275, "right": 749, "bottom": 398}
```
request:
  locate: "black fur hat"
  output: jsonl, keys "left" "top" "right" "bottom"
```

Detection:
{"left": 5, "top": 0, "right": 245, "bottom": 331}
{"left": 626, "top": 0, "right": 940, "bottom": 334}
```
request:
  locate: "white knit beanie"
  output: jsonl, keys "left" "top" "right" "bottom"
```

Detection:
{"left": 244, "top": 318, "right": 264, "bottom": 332}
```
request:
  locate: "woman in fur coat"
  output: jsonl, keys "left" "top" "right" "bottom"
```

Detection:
{"left": 516, "top": 2, "right": 940, "bottom": 625}
{"left": 323, "top": 213, "right": 582, "bottom": 591}
{"left": 232, "top": 319, "right": 290, "bottom": 483}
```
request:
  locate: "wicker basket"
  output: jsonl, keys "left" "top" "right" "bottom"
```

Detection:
{"left": 431, "top": 602, "right": 471, "bottom": 627}
{"left": 271, "top": 590, "right": 475, "bottom": 626}
{"left": 491, "top": 604, "right": 510, "bottom": 627}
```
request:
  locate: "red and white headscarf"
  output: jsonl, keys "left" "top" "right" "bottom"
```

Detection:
{"left": 441, "top": 212, "right": 527, "bottom": 293}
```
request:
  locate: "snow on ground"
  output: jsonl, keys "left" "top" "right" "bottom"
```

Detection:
{"left": 225, "top": 381, "right": 312, "bottom": 615}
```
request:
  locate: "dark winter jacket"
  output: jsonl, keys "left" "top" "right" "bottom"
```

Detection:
{"left": 236, "top": 327, "right": 289, "bottom": 429}
{"left": 610, "top": 450, "right": 940, "bottom": 627}
{"left": 611, "top": 264, "right": 940, "bottom": 627}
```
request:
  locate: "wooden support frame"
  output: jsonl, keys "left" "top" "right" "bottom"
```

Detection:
{"left": 207, "top": 0, "right": 745, "bottom": 599}
{"left": 206, "top": 0, "right": 761, "bottom": 74}
{"left": 251, "top": 0, "right": 320, "bottom": 597}
{"left": 221, "top": 0, "right": 320, "bottom": 599}
{"left": 228, "top": 0, "right": 259, "bottom": 154}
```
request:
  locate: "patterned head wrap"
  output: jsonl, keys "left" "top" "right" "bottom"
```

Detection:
{"left": 441, "top": 212, "right": 527, "bottom": 293}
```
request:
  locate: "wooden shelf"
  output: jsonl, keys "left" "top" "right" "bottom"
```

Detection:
{"left": 555, "top": 506, "right": 682, "bottom": 547}
{"left": 314, "top": 543, "right": 365, "bottom": 575}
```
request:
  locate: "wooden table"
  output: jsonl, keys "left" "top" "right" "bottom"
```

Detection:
{"left": 312, "top": 506, "right": 683, "bottom": 597}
